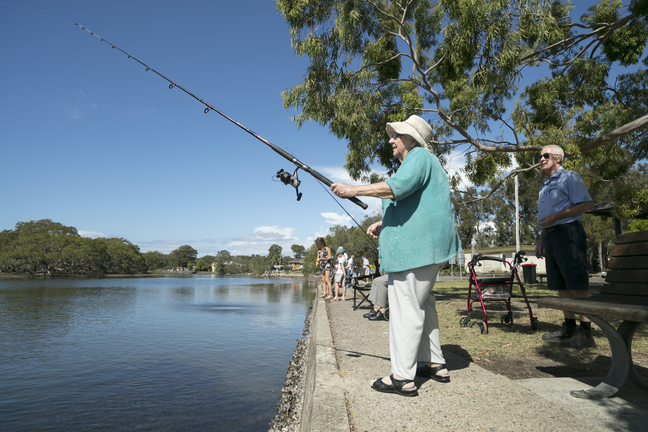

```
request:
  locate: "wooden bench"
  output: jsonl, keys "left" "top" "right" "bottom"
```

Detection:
{"left": 537, "top": 230, "right": 648, "bottom": 399}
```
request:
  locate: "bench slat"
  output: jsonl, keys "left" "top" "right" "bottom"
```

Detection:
{"left": 610, "top": 242, "right": 648, "bottom": 257}
{"left": 614, "top": 230, "right": 648, "bottom": 244}
{"left": 606, "top": 269, "right": 648, "bottom": 283}
{"left": 607, "top": 256, "right": 648, "bottom": 270}
{"left": 537, "top": 295, "right": 648, "bottom": 323}
{"left": 600, "top": 283, "right": 648, "bottom": 296}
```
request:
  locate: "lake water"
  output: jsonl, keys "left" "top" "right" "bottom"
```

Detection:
{"left": 0, "top": 275, "right": 316, "bottom": 431}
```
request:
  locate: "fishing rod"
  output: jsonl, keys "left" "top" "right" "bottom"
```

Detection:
{"left": 75, "top": 23, "right": 368, "bottom": 210}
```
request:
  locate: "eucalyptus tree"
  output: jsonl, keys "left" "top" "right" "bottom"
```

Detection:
{"left": 213, "top": 250, "right": 232, "bottom": 275}
{"left": 170, "top": 244, "right": 198, "bottom": 269}
{"left": 94, "top": 237, "right": 148, "bottom": 274}
{"left": 278, "top": 0, "right": 648, "bottom": 217}
{"left": 291, "top": 244, "right": 306, "bottom": 259}
{"left": 268, "top": 244, "right": 284, "bottom": 268}
{"left": 143, "top": 250, "right": 170, "bottom": 271}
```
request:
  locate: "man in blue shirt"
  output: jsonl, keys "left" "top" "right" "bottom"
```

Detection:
{"left": 535, "top": 145, "right": 595, "bottom": 348}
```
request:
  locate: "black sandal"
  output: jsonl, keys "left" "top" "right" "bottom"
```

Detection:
{"left": 371, "top": 374, "right": 418, "bottom": 397}
{"left": 416, "top": 364, "right": 450, "bottom": 383}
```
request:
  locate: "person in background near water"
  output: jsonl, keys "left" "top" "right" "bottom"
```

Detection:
{"left": 535, "top": 144, "right": 595, "bottom": 348}
{"left": 346, "top": 255, "right": 355, "bottom": 290}
{"left": 331, "top": 115, "right": 461, "bottom": 397}
{"left": 362, "top": 255, "right": 370, "bottom": 276}
{"left": 333, "top": 247, "right": 347, "bottom": 301}
{"left": 315, "top": 237, "right": 333, "bottom": 299}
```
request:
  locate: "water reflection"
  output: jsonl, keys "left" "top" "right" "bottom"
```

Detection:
{"left": 0, "top": 276, "right": 316, "bottom": 432}
{"left": 170, "top": 286, "right": 196, "bottom": 301}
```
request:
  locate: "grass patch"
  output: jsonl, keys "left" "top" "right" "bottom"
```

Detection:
{"left": 431, "top": 280, "right": 648, "bottom": 379}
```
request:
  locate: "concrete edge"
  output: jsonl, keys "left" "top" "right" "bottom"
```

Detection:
{"left": 300, "top": 297, "right": 350, "bottom": 432}
{"left": 298, "top": 297, "right": 317, "bottom": 432}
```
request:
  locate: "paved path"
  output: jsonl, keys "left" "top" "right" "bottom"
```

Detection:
{"left": 307, "top": 296, "right": 648, "bottom": 432}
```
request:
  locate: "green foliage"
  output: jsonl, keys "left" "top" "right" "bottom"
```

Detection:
{"left": 213, "top": 250, "right": 232, "bottom": 275}
{"left": 143, "top": 251, "right": 170, "bottom": 270}
{"left": 0, "top": 220, "right": 283, "bottom": 276}
{"left": 0, "top": 219, "right": 148, "bottom": 275}
{"left": 94, "top": 237, "right": 147, "bottom": 274}
{"left": 628, "top": 218, "right": 648, "bottom": 231}
{"left": 290, "top": 244, "right": 306, "bottom": 258}
{"left": 268, "top": 244, "right": 283, "bottom": 267}
{"left": 195, "top": 255, "right": 215, "bottom": 272}
{"left": 0, "top": 219, "right": 81, "bottom": 275}
{"left": 278, "top": 0, "right": 648, "bottom": 214}
{"left": 170, "top": 245, "right": 198, "bottom": 269}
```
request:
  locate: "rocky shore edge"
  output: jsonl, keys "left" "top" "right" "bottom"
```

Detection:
{"left": 268, "top": 299, "right": 315, "bottom": 432}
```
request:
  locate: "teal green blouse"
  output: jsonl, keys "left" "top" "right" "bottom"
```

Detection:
{"left": 380, "top": 147, "right": 462, "bottom": 273}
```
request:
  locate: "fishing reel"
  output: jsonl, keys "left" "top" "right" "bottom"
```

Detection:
{"left": 276, "top": 168, "right": 302, "bottom": 201}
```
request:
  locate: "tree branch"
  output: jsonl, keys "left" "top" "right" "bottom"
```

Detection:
{"left": 580, "top": 113, "right": 648, "bottom": 153}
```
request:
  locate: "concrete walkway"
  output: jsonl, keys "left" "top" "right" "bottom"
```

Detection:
{"left": 305, "top": 296, "right": 648, "bottom": 432}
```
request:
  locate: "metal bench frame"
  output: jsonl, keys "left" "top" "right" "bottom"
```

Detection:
{"left": 538, "top": 230, "right": 648, "bottom": 399}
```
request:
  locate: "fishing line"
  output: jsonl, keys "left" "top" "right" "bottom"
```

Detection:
{"left": 0, "top": 1, "right": 73, "bottom": 23}
{"left": 74, "top": 23, "right": 368, "bottom": 210}
{"left": 316, "top": 182, "right": 379, "bottom": 248}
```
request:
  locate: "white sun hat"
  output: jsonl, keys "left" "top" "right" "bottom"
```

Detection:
{"left": 386, "top": 115, "right": 433, "bottom": 150}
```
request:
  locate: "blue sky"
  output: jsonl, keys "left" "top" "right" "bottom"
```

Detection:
{"left": 0, "top": 1, "right": 620, "bottom": 258}
{"left": 0, "top": 0, "right": 386, "bottom": 257}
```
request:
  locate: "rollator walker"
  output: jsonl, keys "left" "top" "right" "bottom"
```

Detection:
{"left": 461, "top": 251, "right": 539, "bottom": 334}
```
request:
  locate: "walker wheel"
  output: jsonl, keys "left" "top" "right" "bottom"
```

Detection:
{"left": 501, "top": 312, "right": 513, "bottom": 326}
{"left": 459, "top": 316, "right": 471, "bottom": 328}
{"left": 384, "top": 309, "right": 390, "bottom": 321}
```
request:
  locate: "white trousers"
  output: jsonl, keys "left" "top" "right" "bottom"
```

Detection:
{"left": 388, "top": 263, "right": 444, "bottom": 380}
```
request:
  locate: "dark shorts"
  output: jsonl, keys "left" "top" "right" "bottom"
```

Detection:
{"left": 319, "top": 261, "right": 331, "bottom": 273}
{"left": 544, "top": 223, "right": 589, "bottom": 291}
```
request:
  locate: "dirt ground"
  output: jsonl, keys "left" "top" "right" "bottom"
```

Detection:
{"left": 471, "top": 351, "right": 642, "bottom": 380}
{"left": 428, "top": 294, "right": 647, "bottom": 383}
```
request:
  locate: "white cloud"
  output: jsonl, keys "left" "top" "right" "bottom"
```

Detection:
{"left": 321, "top": 212, "right": 352, "bottom": 225}
{"left": 136, "top": 239, "right": 186, "bottom": 253}
{"left": 314, "top": 166, "right": 361, "bottom": 185}
{"left": 224, "top": 225, "right": 301, "bottom": 255}
{"left": 444, "top": 149, "right": 471, "bottom": 189}
{"left": 78, "top": 230, "right": 105, "bottom": 239}
{"left": 254, "top": 225, "right": 297, "bottom": 239}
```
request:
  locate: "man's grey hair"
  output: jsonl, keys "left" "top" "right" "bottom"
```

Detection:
{"left": 542, "top": 144, "right": 564, "bottom": 162}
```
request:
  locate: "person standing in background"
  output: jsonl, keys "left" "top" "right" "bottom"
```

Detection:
{"left": 535, "top": 144, "right": 595, "bottom": 348}
{"left": 333, "top": 247, "right": 347, "bottom": 301}
{"left": 315, "top": 237, "right": 333, "bottom": 299}
{"left": 362, "top": 255, "right": 370, "bottom": 276}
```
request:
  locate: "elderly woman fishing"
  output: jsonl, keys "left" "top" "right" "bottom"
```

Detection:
{"left": 331, "top": 115, "right": 461, "bottom": 397}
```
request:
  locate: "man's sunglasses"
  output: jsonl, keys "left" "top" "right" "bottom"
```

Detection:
{"left": 392, "top": 133, "right": 403, "bottom": 140}
{"left": 540, "top": 153, "right": 554, "bottom": 159}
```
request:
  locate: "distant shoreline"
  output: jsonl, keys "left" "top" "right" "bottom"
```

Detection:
{"left": 0, "top": 271, "right": 315, "bottom": 280}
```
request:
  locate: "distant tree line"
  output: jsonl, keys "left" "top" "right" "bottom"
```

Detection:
{"left": 0, "top": 220, "right": 147, "bottom": 275}
{"left": 0, "top": 219, "right": 314, "bottom": 276}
